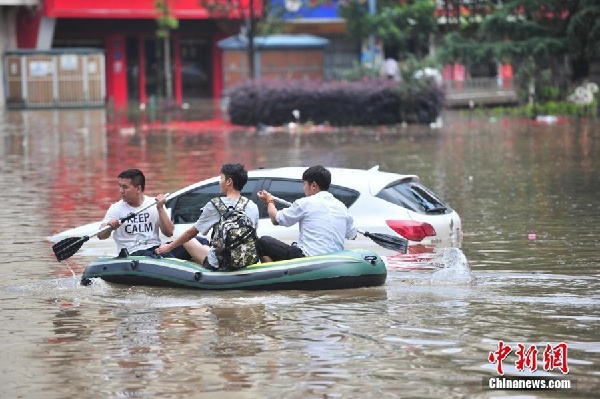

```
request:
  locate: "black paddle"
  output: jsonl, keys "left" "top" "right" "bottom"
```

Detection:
{"left": 269, "top": 195, "right": 409, "bottom": 253}
{"left": 52, "top": 196, "right": 168, "bottom": 261}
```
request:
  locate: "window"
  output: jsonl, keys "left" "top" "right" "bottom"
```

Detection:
{"left": 376, "top": 181, "right": 452, "bottom": 215}
{"left": 264, "top": 179, "right": 304, "bottom": 216}
{"left": 329, "top": 186, "right": 359, "bottom": 208}
{"left": 262, "top": 179, "right": 359, "bottom": 217}
{"left": 169, "top": 179, "right": 259, "bottom": 223}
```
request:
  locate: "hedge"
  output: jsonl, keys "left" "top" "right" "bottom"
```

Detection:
{"left": 225, "top": 78, "right": 445, "bottom": 127}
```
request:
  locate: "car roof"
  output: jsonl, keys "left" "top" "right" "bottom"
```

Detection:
{"left": 171, "top": 166, "right": 420, "bottom": 197}
{"left": 251, "top": 166, "right": 419, "bottom": 195}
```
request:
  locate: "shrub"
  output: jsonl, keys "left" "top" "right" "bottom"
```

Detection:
{"left": 225, "top": 78, "right": 445, "bottom": 126}
{"left": 489, "top": 101, "right": 597, "bottom": 118}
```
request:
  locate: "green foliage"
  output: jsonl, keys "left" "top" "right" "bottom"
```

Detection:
{"left": 258, "top": 0, "right": 288, "bottom": 36}
{"left": 537, "top": 86, "right": 561, "bottom": 103}
{"left": 333, "top": 62, "right": 380, "bottom": 81}
{"left": 197, "top": 0, "right": 292, "bottom": 36}
{"left": 490, "top": 100, "right": 597, "bottom": 117}
{"left": 155, "top": 0, "right": 179, "bottom": 38}
{"left": 567, "top": 0, "right": 600, "bottom": 60}
{"left": 339, "top": 0, "right": 437, "bottom": 55}
{"left": 437, "top": 32, "right": 488, "bottom": 65}
{"left": 437, "top": 0, "right": 576, "bottom": 65}
{"left": 436, "top": 0, "right": 600, "bottom": 104}
{"left": 333, "top": 54, "right": 441, "bottom": 83}
{"left": 374, "top": 0, "right": 437, "bottom": 57}
{"left": 198, "top": 0, "right": 309, "bottom": 79}
{"left": 338, "top": 1, "right": 373, "bottom": 43}
{"left": 398, "top": 54, "right": 440, "bottom": 82}
{"left": 529, "top": 100, "right": 597, "bottom": 117}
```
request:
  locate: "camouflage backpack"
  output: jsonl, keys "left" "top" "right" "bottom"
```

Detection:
{"left": 210, "top": 197, "right": 259, "bottom": 270}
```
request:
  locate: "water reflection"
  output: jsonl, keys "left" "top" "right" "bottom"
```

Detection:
{"left": 1, "top": 109, "right": 600, "bottom": 398}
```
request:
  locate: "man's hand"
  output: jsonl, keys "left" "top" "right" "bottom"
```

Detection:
{"left": 257, "top": 190, "right": 273, "bottom": 204}
{"left": 156, "top": 193, "right": 168, "bottom": 208}
{"left": 155, "top": 243, "right": 172, "bottom": 255}
{"left": 98, "top": 218, "right": 120, "bottom": 240}
{"left": 107, "top": 218, "right": 121, "bottom": 230}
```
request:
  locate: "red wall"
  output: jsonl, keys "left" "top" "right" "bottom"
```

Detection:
{"left": 212, "top": 32, "right": 228, "bottom": 105}
{"left": 43, "top": 0, "right": 259, "bottom": 19}
{"left": 22, "top": 0, "right": 263, "bottom": 109}
{"left": 16, "top": 9, "right": 41, "bottom": 48}
{"left": 105, "top": 34, "right": 128, "bottom": 109}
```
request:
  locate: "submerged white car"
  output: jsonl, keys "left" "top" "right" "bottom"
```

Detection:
{"left": 50, "top": 166, "right": 462, "bottom": 257}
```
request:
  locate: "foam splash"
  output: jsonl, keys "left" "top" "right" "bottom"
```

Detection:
{"left": 430, "top": 248, "right": 476, "bottom": 285}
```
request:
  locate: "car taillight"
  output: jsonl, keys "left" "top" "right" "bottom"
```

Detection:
{"left": 386, "top": 220, "right": 437, "bottom": 242}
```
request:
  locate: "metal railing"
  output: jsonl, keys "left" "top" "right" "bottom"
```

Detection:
{"left": 443, "top": 77, "right": 519, "bottom": 106}
{"left": 443, "top": 77, "right": 515, "bottom": 92}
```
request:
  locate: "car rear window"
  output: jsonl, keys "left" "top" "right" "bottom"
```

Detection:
{"left": 376, "top": 181, "right": 453, "bottom": 215}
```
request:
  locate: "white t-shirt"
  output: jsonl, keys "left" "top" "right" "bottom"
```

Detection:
{"left": 381, "top": 58, "right": 399, "bottom": 80}
{"left": 103, "top": 196, "right": 163, "bottom": 253}
{"left": 275, "top": 191, "right": 357, "bottom": 256}
{"left": 194, "top": 197, "right": 259, "bottom": 267}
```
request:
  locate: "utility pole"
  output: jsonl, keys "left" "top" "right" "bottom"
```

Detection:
{"left": 367, "top": 0, "right": 376, "bottom": 67}
{"left": 155, "top": 0, "right": 178, "bottom": 101}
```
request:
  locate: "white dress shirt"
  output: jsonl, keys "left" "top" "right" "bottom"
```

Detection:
{"left": 275, "top": 191, "right": 357, "bottom": 256}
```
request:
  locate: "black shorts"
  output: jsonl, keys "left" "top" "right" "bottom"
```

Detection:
{"left": 256, "top": 235, "right": 305, "bottom": 262}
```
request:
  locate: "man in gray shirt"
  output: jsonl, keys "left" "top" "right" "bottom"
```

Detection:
{"left": 156, "top": 163, "right": 259, "bottom": 269}
{"left": 257, "top": 165, "right": 357, "bottom": 262}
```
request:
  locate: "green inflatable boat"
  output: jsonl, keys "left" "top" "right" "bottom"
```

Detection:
{"left": 80, "top": 249, "right": 387, "bottom": 290}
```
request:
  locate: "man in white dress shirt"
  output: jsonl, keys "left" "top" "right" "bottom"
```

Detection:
{"left": 256, "top": 165, "right": 357, "bottom": 262}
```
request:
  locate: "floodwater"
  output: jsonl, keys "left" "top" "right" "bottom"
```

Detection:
{"left": 1, "top": 109, "right": 599, "bottom": 398}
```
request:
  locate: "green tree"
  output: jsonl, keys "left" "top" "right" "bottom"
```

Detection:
{"left": 338, "top": 0, "right": 373, "bottom": 43}
{"left": 567, "top": 0, "right": 600, "bottom": 65}
{"left": 339, "top": 0, "right": 438, "bottom": 59}
{"left": 155, "top": 0, "right": 179, "bottom": 101}
{"left": 374, "top": 0, "right": 437, "bottom": 58}
{"left": 199, "top": 0, "right": 290, "bottom": 80}
{"left": 199, "top": 0, "right": 260, "bottom": 79}
{"left": 437, "top": 1, "right": 599, "bottom": 103}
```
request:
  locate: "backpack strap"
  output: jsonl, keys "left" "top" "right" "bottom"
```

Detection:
{"left": 209, "top": 198, "right": 226, "bottom": 241}
{"left": 210, "top": 197, "right": 229, "bottom": 216}
{"left": 234, "top": 196, "right": 249, "bottom": 211}
{"left": 211, "top": 196, "right": 249, "bottom": 219}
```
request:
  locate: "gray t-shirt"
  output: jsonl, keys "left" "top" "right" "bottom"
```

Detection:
{"left": 194, "top": 197, "right": 259, "bottom": 267}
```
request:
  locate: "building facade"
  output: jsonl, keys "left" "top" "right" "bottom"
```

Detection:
{"left": 1, "top": 1, "right": 529, "bottom": 110}
{"left": 0, "top": 1, "right": 39, "bottom": 108}
{"left": 2, "top": 0, "right": 356, "bottom": 110}
{"left": 4, "top": 0, "right": 257, "bottom": 109}
{"left": 272, "top": 0, "right": 359, "bottom": 79}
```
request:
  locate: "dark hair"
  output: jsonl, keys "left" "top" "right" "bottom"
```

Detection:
{"left": 221, "top": 163, "right": 248, "bottom": 191}
{"left": 118, "top": 169, "right": 145, "bottom": 191}
{"left": 302, "top": 165, "right": 331, "bottom": 190}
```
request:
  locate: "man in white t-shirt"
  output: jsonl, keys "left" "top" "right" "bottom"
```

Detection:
{"left": 155, "top": 163, "right": 259, "bottom": 269}
{"left": 99, "top": 168, "right": 195, "bottom": 257}
{"left": 256, "top": 165, "right": 357, "bottom": 262}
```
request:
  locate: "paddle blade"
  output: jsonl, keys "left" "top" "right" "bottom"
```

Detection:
{"left": 361, "top": 231, "right": 409, "bottom": 253}
{"left": 52, "top": 236, "right": 89, "bottom": 261}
